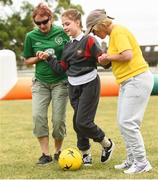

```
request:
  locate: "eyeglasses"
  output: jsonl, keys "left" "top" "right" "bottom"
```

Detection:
{"left": 91, "top": 23, "right": 101, "bottom": 35}
{"left": 89, "top": 24, "right": 95, "bottom": 34}
{"left": 91, "top": 25, "right": 98, "bottom": 35}
{"left": 92, "top": 29, "right": 96, "bottom": 35}
{"left": 34, "top": 18, "right": 50, "bottom": 26}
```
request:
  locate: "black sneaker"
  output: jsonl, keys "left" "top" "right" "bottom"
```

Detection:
{"left": 101, "top": 139, "right": 114, "bottom": 163}
{"left": 82, "top": 154, "right": 92, "bottom": 166}
{"left": 36, "top": 153, "right": 53, "bottom": 166}
{"left": 54, "top": 151, "right": 61, "bottom": 161}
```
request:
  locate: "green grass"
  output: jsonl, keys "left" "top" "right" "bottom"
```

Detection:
{"left": 0, "top": 96, "right": 158, "bottom": 179}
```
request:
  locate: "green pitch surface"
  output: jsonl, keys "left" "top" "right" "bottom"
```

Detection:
{"left": 0, "top": 97, "right": 158, "bottom": 179}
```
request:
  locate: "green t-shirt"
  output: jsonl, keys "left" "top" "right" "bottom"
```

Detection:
{"left": 23, "top": 25, "right": 69, "bottom": 83}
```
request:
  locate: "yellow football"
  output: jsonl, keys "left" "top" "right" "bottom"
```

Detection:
{"left": 58, "top": 148, "right": 82, "bottom": 170}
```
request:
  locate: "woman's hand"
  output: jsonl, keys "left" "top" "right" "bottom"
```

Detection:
{"left": 98, "top": 53, "right": 110, "bottom": 65}
{"left": 98, "top": 49, "right": 133, "bottom": 63}
{"left": 36, "top": 51, "right": 49, "bottom": 60}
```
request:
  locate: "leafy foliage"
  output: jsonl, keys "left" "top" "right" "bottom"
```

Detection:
{"left": 56, "top": 0, "right": 84, "bottom": 14}
{"left": 0, "top": 0, "right": 13, "bottom": 5}
{"left": 0, "top": 1, "right": 34, "bottom": 68}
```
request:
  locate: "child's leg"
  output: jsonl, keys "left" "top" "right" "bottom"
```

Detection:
{"left": 75, "top": 75, "right": 105, "bottom": 143}
{"left": 68, "top": 83, "right": 90, "bottom": 151}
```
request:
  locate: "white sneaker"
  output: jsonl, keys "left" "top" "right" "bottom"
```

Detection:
{"left": 82, "top": 154, "right": 92, "bottom": 166}
{"left": 114, "top": 160, "right": 132, "bottom": 170}
{"left": 124, "top": 161, "right": 152, "bottom": 174}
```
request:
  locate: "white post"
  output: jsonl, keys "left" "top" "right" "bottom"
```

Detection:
{"left": 0, "top": 49, "right": 17, "bottom": 99}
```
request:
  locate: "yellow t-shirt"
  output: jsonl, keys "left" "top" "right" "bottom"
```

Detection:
{"left": 108, "top": 25, "right": 149, "bottom": 84}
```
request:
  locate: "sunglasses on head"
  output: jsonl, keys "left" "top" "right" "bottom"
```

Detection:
{"left": 34, "top": 18, "right": 50, "bottom": 26}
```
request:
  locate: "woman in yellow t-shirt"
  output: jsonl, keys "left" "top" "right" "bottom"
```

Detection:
{"left": 86, "top": 9, "right": 154, "bottom": 174}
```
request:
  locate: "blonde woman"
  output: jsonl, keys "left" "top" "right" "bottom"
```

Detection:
{"left": 86, "top": 9, "right": 154, "bottom": 174}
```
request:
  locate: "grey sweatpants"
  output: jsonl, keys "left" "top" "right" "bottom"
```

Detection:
{"left": 117, "top": 70, "right": 154, "bottom": 164}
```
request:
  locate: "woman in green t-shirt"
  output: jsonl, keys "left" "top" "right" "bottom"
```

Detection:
{"left": 23, "top": 3, "right": 69, "bottom": 165}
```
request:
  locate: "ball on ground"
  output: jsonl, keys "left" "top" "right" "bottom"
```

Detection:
{"left": 58, "top": 148, "right": 82, "bottom": 170}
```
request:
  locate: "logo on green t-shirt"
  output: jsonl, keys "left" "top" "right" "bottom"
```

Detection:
{"left": 55, "top": 36, "right": 63, "bottom": 45}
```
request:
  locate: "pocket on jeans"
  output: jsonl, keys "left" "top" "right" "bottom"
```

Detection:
{"left": 61, "top": 79, "right": 69, "bottom": 88}
{"left": 32, "top": 77, "right": 40, "bottom": 93}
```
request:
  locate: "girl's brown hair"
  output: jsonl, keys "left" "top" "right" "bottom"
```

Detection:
{"left": 61, "top": 9, "right": 83, "bottom": 28}
{"left": 32, "top": 3, "right": 53, "bottom": 20}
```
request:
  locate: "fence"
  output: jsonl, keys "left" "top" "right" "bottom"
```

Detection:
{"left": 140, "top": 45, "right": 158, "bottom": 66}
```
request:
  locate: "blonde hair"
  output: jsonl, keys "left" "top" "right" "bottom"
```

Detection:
{"left": 61, "top": 9, "right": 83, "bottom": 28}
{"left": 93, "top": 19, "right": 112, "bottom": 31}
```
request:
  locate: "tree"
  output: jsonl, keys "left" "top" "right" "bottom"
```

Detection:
{"left": 0, "top": 0, "right": 13, "bottom": 5}
{"left": 0, "top": 0, "right": 84, "bottom": 68}
{"left": 0, "top": 1, "right": 34, "bottom": 68}
{"left": 41, "top": 0, "right": 84, "bottom": 21}
{"left": 55, "top": 0, "right": 84, "bottom": 14}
